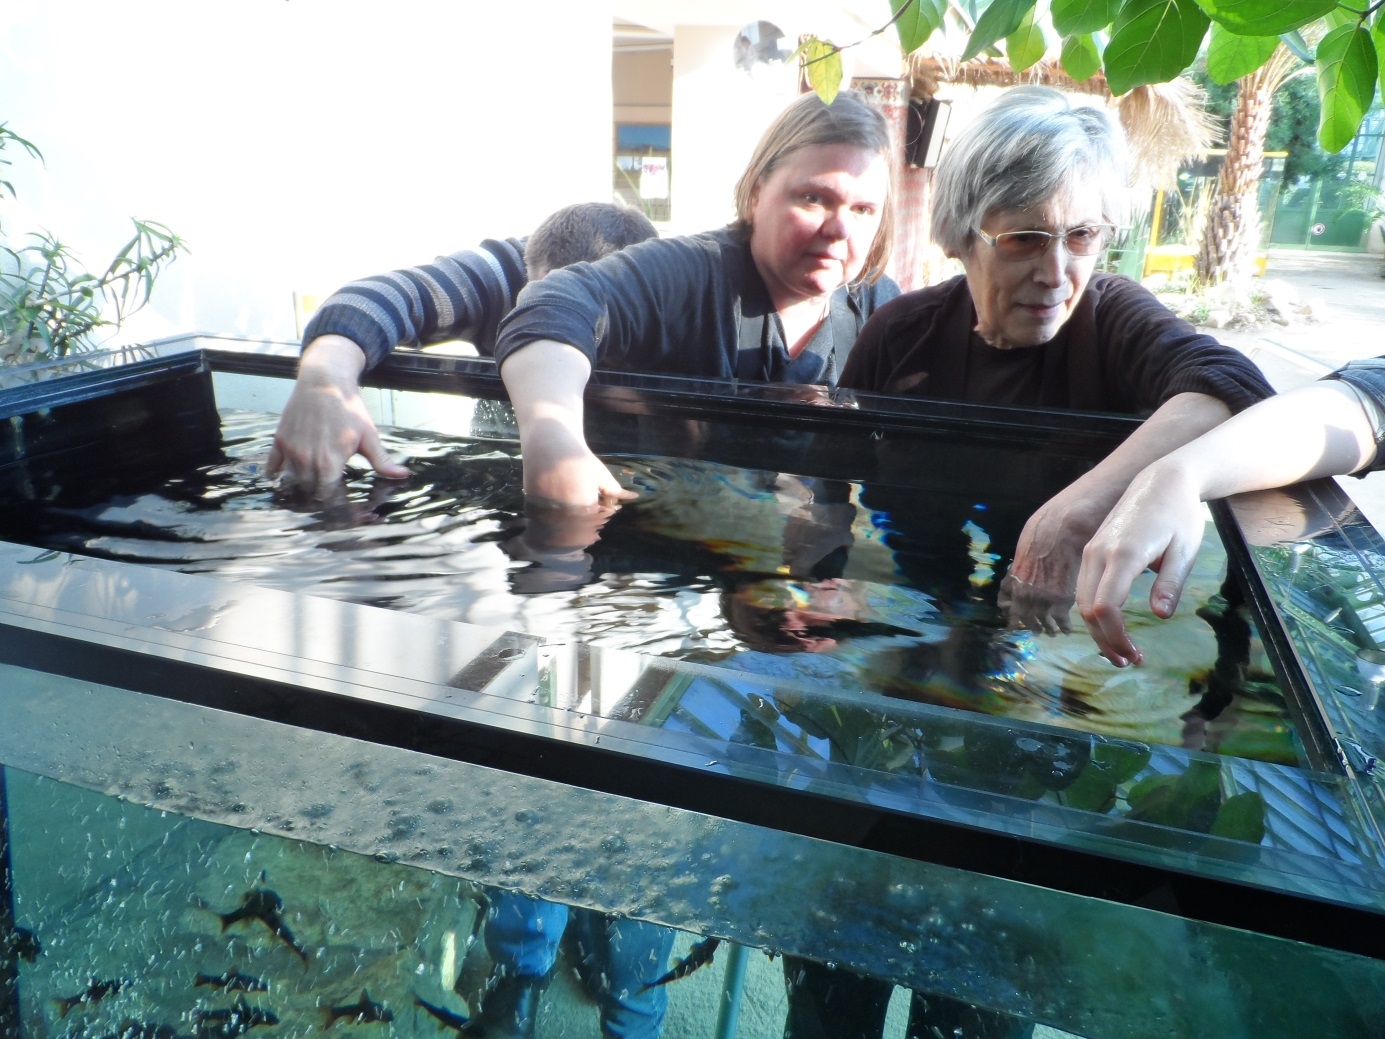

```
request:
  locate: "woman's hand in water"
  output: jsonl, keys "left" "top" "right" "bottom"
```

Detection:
{"left": 500, "top": 339, "right": 637, "bottom": 508}
{"left": 1076, "top": 460, "right": 1207, "bottom": 667}
{"left": 520, "top": 418, "right": 635, "bottom": 507}
{"left": 1000, "top": 486, "right": 1109, "bottom": 636}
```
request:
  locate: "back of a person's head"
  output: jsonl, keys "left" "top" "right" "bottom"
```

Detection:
{"left": 524, "top": 202, "right": 658, "bottom": 280}
{"left": 931, "top": 86, "right": 1130, "bottom": 256}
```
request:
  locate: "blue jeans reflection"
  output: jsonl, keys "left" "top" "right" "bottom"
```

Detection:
{"left": 482, "top": 890, "right": 677, "bottom": 1039}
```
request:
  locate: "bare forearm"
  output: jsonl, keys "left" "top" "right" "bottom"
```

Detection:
{"left": 500, "top": 340, "right": 633, "bottom": 506}
{"left": 500, "top": 339, "right": 592, "bottom": 439}
{"left": 299, "top": 334, "right": 368, "bottom": 390}
{"left": 1064, "top": 392, "right": 1235, "bottom": 528}
{"left": 1146, "top": 383, "right": 1378, "bottom": 502}
{"left": 1075, "top": 383, "right": 1377, "bottom": 666}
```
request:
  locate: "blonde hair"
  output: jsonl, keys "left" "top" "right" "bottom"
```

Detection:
{"left": 732, "top": 90, "right": 896, "bottom": 285}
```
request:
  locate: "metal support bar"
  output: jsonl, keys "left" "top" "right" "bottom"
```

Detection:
{"left": 713, "top": 942, "right": 749, "bottom": 1039}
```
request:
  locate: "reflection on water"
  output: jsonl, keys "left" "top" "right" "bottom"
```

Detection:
{"left": 3, "top": 411, "right": 1298, "bottom": 765}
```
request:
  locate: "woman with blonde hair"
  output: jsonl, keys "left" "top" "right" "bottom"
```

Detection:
{"left": 494, "top": 89, "right": 901, "bottom": 508}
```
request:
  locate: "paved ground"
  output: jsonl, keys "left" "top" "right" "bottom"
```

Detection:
{"left": 1206, "top": 247, "right": 1385, "bottom": 527}
{"left": 1215, "top": 248, "right": 1385, "bottom": 388}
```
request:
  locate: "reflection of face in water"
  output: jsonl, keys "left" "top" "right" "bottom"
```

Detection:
{"left": 724, "top": 578, "right": 928, "bottom": 654}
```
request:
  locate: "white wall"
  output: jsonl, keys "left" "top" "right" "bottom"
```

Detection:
{"left": 0, "top": 2, "right": 613, "bottom": 347}
{"left": 666, "top": 7, "right": 904, "bottom": 237}
{"left": 669, "top": 25, "right": 800, "bottom": 236}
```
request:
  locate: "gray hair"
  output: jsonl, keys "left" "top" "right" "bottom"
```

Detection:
{"left": 525, "top": 202, "right": 658, "bottom": 281}
{"left": 931, "top": 87, "right": 1130, "bottom": 257}
{"left": 732, "top": 89, "right": 896, "bottom": 285}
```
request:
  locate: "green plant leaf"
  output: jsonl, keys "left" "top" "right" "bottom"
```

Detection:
{"left": 1057, "top": 765, "right": 1118, "bottom": 812}
{"left": 1374, "top": 10, "right": 1385, "bottom": 100}
{"left": 1322, "top": 6, "right": 1358, "bottom": 30}
{"left": 963, "top": 0, "right": 1038, "bottom": 60}
{"left": 1127, "top": 760, "right": 1223, "bottom": 830}
{"left": 1206, "top": 23, "right": 1282, "bottom": 82}
{"left": 1052, "top": 0, "right": 1120, "bottom": 36}
{"left": 0, "top": 124, "right": 43, "bottom": 164}
{"left": 1104, "top": 0, "right": 1210, "bottom": 94}
{"left": 1093, "top": 740, "right": 1151, "bottom": 782}
{"left": 1007, "top": 7, "right": 1050, "bottom": 70}
{"left": 1193, "top": 0, "right": 1337, "bottom": 36}
{"left": 1060, "top": 32, "right": 1105, "bottom": 79}
{"left": 1209, "top": 791, "right": 1267, "bottom": 843}
{"left": 799, "top": 37, "right": 844, "bottom": 105}
{"left": 1125, "top": 772, "right": 1180, "bottom": 822}
{"left": 893, "top": 0, "right": 948, "bottom": 53}
{"left": 1316, "top": 24, "right": 1378, "bottom": 152}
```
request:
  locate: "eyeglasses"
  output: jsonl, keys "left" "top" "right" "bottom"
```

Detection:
{"left": 973, "top": 224, "right": 1116, "bottom": 262}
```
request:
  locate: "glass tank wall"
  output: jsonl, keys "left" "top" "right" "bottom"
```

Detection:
{"left": 1, "top": 339, "right": 1384, "bottom": 1038}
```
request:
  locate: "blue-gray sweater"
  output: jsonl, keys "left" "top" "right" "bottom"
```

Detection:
{"left": 494, "top": 227, "right": 900, "bottom": 386}
{"left": 301, "top": 237, "right": 528, "bottom": 370}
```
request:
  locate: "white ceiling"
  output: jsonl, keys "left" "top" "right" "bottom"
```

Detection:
{"left": 614, "top": 2, "right": 904, "bottom": 74}
{"left": 614, "top": 1, "right": 896, "bottom": 45}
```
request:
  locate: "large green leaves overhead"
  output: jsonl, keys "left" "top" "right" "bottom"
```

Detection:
{"left": 1007, "top": 7, "right": 1050, "bottom": 70}
{"left": 1374, "top": 10, "right": 1385, "bottom": 100}
{"left": 1060, "top": 32, "right": 1104, "bottom": 80}
{"left": 963, "top": 0, "right": 1037, "bottom": 60}
{"left": 1051, "top": 0, "right": 1120, "bottom": 35}
{"left": 1206, "top": 22, "right": 1282, "bottom": 83}
{"left": 1193, "top": 0, "right": 1338, "bottom": 36}
{"left": 1316, "top": 24, "right": 1378, "bottom": 152}
{"left": 892, "top": 0, "right": 948, "bottom": 54}
{"left": 1104, "top": 0, "right": 1210, "bottom": 94}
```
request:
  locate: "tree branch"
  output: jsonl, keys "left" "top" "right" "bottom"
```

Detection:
{"left": 800, "top": 0, "right": 916, "bottom": 67}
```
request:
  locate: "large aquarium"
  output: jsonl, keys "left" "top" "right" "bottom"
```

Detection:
{"left": 1, "top": 338, "right": 1383, "bottom": 1038}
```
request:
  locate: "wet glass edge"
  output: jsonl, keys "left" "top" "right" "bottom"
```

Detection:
{"left": 3, "top": 341, "right": 1385, "bottom": 944}
{"left": 0, "top": 542, "right": 1366, "bottom": 914}
{"left": 1231, "top": 482, "right": 1385, "bottom": 851}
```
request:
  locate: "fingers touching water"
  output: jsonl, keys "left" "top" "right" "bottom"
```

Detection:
{"left": 268, "top": 336, "right": 410, "bottom": 493}
{"left": 1075, "top": 465, "right": 1206, "bottom": 667}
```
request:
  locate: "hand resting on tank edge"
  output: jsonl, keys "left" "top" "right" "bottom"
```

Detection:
{"left": 1077, "top": 379, "right": 1385, "bottom": 668}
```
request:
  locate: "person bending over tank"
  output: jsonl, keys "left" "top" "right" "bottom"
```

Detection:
{"left": 838, "top": 86, "right": 1274, "bottom": 638}
{"left": 490, "top": 89, "right": 901, "bottom": 509}
{"left": 1078, "top": 357, "right": 1385, "bottom": 667}
{"left": 269, "top": 201, "right": 673, "bottom": 1039}
{"left": 266, "top": 201, "right": 658, "bottom": 493}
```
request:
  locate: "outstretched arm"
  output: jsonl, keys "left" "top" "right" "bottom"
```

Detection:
{"left": 267, "top": 335, "right": 411, "bottom": 492}
{"left": 1077, "top": 381, "right": 1380, "bottom": 666}
{"left": 500, "top": 340, "right": 637, "bottom": 507}
{"left": 1000, "top": 391, "right": 1234, "bottom": 635}
{"left": 270, "top": 240, "right": 528, "bottom": 488}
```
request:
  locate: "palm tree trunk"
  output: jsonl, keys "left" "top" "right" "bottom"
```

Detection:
{"left": 1197, "top": 49, "right": 1299, "bottom": 285}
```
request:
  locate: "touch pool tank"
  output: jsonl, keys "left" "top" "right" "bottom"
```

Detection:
{"left": 0, "top": 338, "right": 1384, "bottom": 1038}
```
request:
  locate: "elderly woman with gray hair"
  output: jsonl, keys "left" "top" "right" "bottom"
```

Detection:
{"left": 841, "top": 85, "right": 1273, "bottom": 635}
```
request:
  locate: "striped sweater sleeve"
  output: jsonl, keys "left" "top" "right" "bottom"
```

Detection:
{"left": 301, "top": 237, "right": 527, "bottom": 370}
